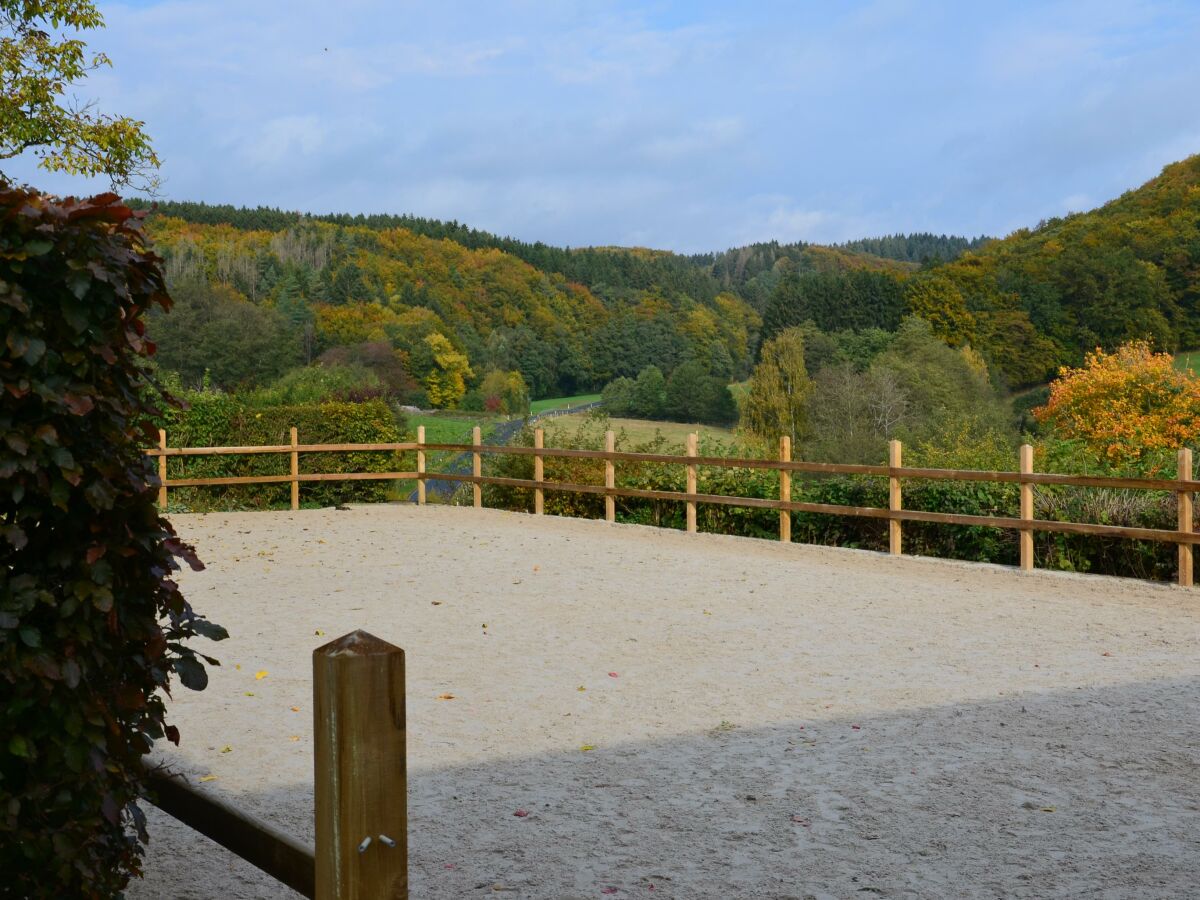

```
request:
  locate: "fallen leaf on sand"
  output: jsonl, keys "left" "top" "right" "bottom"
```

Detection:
{"left": 199, "top": 775, "right": 218, "bottom": 783}
{"left": 291, "top": 706, "right": 301, "bottom": 712}
{"left": 220, "top": 745, "right": 232, "bottom": 753}
{"left": 601, "top": 888, "right": 618, "bottom": 895}
{"left": 580, "top": 744, "right": 595, "bottom": 752}
{"left": 533, "top": 565, "right": 539, "bottom": 572}
{"left": 234, "top": 664, "right": 241, "bottom": 671}
{"left": 243, "top": 692, "right": 255, "bottom": 697}
{"left": 608, "top": 672, "right": 619, "bottom": 678}
{"left": 431, "top": 601, "right": 443, "bottom": 606}
{"left": 444, "top": 864, "right": 456, "bottom": 870}
{"left": 577, "top": 686, "right": 586, "bottom": 692}
{"left": 851, "top": 725, "right": 861, "bottom": 730}
{"left": 513, "top": 809, "right": 529, "bottom": 817}
{"left": 437, "top": 693, "right": 456, "bottom": 701}
{"left": 790, "top": 815, "right": 811, "bottom": 827}
{"left": 1041, "top": 806, "right": 1056, "bottom": 813}
{"left": 314, "top": 629, "right": 325, "bottom": 636}
{"left": 255, "top": 670, "right": 268, "bottom": 680}
{"left": 289, "top": 736, "right": 300, "bottom": 742}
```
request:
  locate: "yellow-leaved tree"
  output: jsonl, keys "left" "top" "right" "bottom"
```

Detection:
{"left": 423, "top": 332, "right": 473, "bottom": 408}
{"left": 741, "top": 327, "right": 812, "bottom": 446}
{"left": 1035, "top": 341, "right": 1200, "bottom": 465}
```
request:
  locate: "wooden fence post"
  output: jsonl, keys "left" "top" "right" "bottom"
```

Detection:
{"left": 290, "top": 427, "right": 300, "bottom": 511}
{"left": 686, "top": 432, "right": 698, "bottom": 534}
{"left": 534, "top": 427, "right": 544, "bottom": 515}
{"left": 472, "top": 426, "right": 482, "bottom": 509}
{"left": 779, "top": 435, "right": 791, "bottom": 543}
{"left": 313, "top": 631, "right": 407, "bottom": 900}
{"left": 1019, "top": 443, "right": 1034, "bottom": 571}
{"left": 415, "top": 426, "right": 426, "bottom": 506}
{"left": 888, "top": 440, "right": 902, "bottom": 555}
{"left": 1179, "top": 447, "right": 1194, "bottom": 588}
{"left": 604, "top": 430, "right": 616, "bottom": 523}
{"left": 158, "top": 428, "right": 168, "bottom": 510}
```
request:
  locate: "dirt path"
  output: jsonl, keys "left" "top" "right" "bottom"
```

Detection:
{"left": 131, "top": 505, "right": 1199, "bottom": 899}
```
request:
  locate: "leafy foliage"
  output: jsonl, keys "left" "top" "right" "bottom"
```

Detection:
{"left": 1035, "top": 341, "right": 1200, "bottom": 467}
{"left": 150, "top": 279, "right": 301, "bottom": 389}
{"left": 742, "top": 328, "right": 812, "bottom": 445}
{"left": 165, "top": 393, "right": 408, "bottom": 510}
{"left": 1, "top": 1, "right": 159, "bottom": 189}
{"left": 0, "top": 188, "right": 221, "bottom": 897}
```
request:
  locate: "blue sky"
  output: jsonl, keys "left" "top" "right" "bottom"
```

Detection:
{"left": 8, "top": 0, "right": 1200, "bottom": 252}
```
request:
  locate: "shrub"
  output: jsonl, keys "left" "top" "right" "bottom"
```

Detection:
{"left": 0, "top": 189, "right": 223, "bottom": 897}
{"left": 166, "top": 393, "right": 408, "bottom": 510}
{"left": 1035, "top": 341, "right": 1200, "bottom": 468}
{"left": 248, "top": 363, "right": 383, "bottom": 407}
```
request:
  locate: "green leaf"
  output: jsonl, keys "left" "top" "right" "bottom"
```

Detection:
{"left": 8, "top": 735, "right": 31, "bottom": 759}
{"left": 19, "top": 626, "right": 40, "bottom": 648}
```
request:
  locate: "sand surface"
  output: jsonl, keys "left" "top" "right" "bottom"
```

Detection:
{"left": 130, "top": 505, "right": 1199, "bottom": 899}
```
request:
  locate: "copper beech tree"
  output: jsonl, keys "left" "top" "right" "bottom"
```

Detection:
{"left": 0, "top": 189, "right": 224, "bottom": 898}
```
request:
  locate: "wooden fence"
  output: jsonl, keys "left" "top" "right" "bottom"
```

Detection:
{"left": 147, "top": 427, "right": 1198, "bottom": 587}
{"left": 147, "top": 630, "right": 408, "bottom": 899}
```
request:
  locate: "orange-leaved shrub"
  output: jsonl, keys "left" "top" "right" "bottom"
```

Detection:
{"left": 1035, "top": 341, "right": 1200, "bottom": 467}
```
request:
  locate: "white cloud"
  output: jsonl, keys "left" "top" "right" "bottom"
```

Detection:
{"left": 238, "top": 115, "right": 327, "bottom": 167}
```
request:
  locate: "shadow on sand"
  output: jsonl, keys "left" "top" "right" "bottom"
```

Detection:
{"left": 131, "top": 674, "right": 1199, "bottom": 899}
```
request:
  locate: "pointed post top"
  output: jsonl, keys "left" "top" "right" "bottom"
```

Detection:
{"left": 314, "top": 630, "right": 401, "bottom": 658}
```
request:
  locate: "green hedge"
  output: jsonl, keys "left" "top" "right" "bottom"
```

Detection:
{"left": 483, "top": 424, "right": 1179, "bottom": 582}
{"left": 164, "top": 394, "right": 410, "bottom": 510}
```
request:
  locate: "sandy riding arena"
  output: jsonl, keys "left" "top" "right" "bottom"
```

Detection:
{"left": 131, "top": 505, "right": 1199, "bottom": 899}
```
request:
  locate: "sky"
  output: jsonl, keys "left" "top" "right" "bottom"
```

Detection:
{"left": 8, "top": 0, "right": 1200, "bottom": 253}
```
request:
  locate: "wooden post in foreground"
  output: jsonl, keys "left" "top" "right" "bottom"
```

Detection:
{"left": 415, "top": 426, "right": 426, "bottom": 506}
{"left": 604, "top": 430, "right": 616, "bottom": 523}
{"left": 314, "top": 631, "right": 407, "bottom": 900}
{"left": 888, "top": 440, "right": 902, "bottom": 556}
{"left": 1019, "top": 443, "right": 1034, "bottom": 571}
{"left": 779, "top": 435, "right": 792, "bottom": 543}
{"left": 686, "top": 432, "right": 698, "bottom": 534}
{"left": 1179, "top": 447, "right": 1194, "bottom": 588}
{"left": 472, "top": 426, "right": 482, "bottom": 509}
{"left": 158, "top": 429, "right": 168, "bottom": 510}
{"left": 534, "top": 428, "right": 544, "bottom": 515}
{"left": 290, "top": 427, "right": 300, "bottom": 511}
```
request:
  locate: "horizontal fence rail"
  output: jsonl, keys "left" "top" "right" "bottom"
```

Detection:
{"left": 145, "top": 767, "right": 316, "bottom": 898}
{"left": 146, "top": 429, "right": 1197, "bottom": 586}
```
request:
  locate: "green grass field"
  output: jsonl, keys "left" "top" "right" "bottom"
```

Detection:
{"left": 405, "top": 412, "right": 489, "bottom": 445}
{"left": 530, "top": 393, "right": 601, "bottom": 414}
{"left": 543, "top": 414, "right": 735, "bottom": 448}
{"left": 1175, "top": 350, "right": 1199, "bottom": 374}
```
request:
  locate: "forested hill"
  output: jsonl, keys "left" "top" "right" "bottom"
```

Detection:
{"left": 757, "top": 154, "right": 1200, "bottom": 389}
{"left": 919, "top": 154, "right": 1200, "bottom": 381}
{"left": 836, "top": 233, "right": 991, "bottom": 262}
{"left": 134, "top": 153, "right": 1200, "bottom": 401}
{"left": 130, "top": 199, "right": 927, "bottom": 309}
